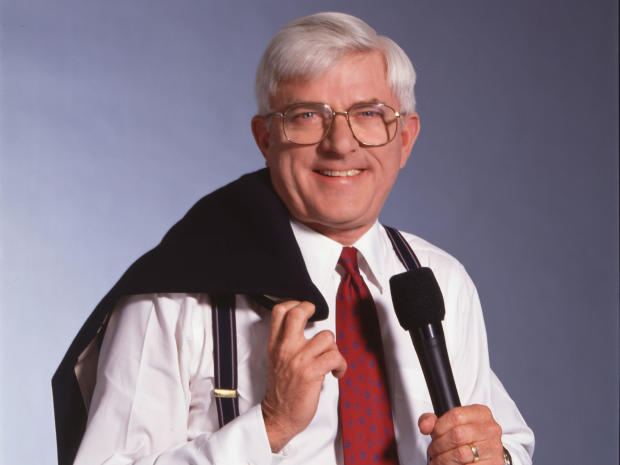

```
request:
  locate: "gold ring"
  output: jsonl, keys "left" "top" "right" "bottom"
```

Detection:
{"left": 470, "top": 443, "right": 480, "bottom": 463}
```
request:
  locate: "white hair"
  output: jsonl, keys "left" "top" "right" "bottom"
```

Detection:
{"left": 254, "top": 12, "right": 417, "bottom": 115}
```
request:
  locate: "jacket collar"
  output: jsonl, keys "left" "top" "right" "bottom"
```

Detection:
{"left": 108, "top": 168, "right": 328, "bottom": 320}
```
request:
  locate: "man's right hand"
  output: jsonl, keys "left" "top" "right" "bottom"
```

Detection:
{"left": 261, "top": 300, "right": 347, "bottom": 453}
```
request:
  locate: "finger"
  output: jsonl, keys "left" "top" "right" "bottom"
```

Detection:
{"left": 331, "top": 359, "right": 347, "bottom": 379}
{"left": 418, "top": 413, "right": 437, "bottom": 435}
{"left": 426, "top": 406, "right": 503, "bottom": 464}
{"left": 427, "top": 422, "right": 502, "bottom": 460}
{"left": 269, "top": 300, "right": 301, "bottom": 347}
{"left": 297, "top": 330, "right": 348, "bottom": 379}
{"left": 280, "top": 301, "right": 315, "bottom": 340}
{"left": 431, "top": 405, "right": 495, "bottom": 438}
{"left": 314, "top": 347, "right": 348, "bottom": 379}
{"left": 429, "top": 439, "right": 504, "bottom": 465}
{"left": 430, "top": 442, "right": 477, "bottom": 465}
{"left": 303, "top": 330, "right": 338, "bottom": 357}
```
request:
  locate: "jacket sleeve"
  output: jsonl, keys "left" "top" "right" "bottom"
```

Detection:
{"left": 73, "top": 293, "right": 285, "bottom": 465}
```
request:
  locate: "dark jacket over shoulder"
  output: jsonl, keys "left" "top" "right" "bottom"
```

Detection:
{"left": 52, "top": 169, "right": 328, "bottom": 465}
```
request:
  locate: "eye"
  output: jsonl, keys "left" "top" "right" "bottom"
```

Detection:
{"left": 360, "top": 110, "right": 381, "bottom": 118}
{"left": 351, "top": 106, "right": 384, "bottom": 120}
{"left": 288, "top": 110, "right": 319, "bottom": 123}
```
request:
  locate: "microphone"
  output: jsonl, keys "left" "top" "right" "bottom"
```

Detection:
{"left": 389, "top": 268, "right": 461, "bottom": 417}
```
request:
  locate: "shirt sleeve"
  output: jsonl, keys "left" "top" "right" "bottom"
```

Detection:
{"left": 443, "top": 263, "right": 535, "bottom": 465}
{"left": 73, "top": 293, "right": 283, "bottom": 465}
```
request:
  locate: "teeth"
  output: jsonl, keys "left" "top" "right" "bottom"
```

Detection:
{"left": 319, "top": 169, "right": 362, "bottom": 177}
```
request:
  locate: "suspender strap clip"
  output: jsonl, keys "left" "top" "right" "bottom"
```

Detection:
{"left": 213, "top": 388, "right": 238, "bottom": 399}
{"left": 211, "top": 293, "right": 239, "bottom": 427}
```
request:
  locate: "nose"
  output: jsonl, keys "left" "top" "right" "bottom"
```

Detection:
{"left": 319, "top": 112, "right": 358, "bottom": 155}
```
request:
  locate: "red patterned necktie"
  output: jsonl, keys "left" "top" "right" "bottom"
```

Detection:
{"left": 336, "top": 247, "right": 399, "bottom": 465}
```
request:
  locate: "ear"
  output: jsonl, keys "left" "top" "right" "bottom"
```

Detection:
{"left": 251, "top": 115, "right": 271, "bottom": 161}
{"left": 398, "top": 113, "right": 420, "bottom": 168}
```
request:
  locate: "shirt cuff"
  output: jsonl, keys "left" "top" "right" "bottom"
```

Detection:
{"left": 195, "top": 404, "right": 288, "bottom": 465}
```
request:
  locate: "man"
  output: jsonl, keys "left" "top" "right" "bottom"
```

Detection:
{"left": 53, "top": 12, "right": 534, "bottom": 465}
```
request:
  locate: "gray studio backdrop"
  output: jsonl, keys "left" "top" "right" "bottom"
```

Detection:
{"left": 1, "top": 1, "right": 618, "bottom": 464}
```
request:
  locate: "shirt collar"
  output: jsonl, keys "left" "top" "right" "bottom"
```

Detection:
{"left": 350, "top": 221, "right": 389, "bottom": 293}
{"left": 290, "top": 219, "right": 389, "bottom": 294}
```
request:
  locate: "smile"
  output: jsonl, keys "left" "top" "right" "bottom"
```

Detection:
{"left": 317, "top": 169, "right": 363, "bottom": 177}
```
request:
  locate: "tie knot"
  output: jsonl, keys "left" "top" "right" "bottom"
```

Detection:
{"left": 338, "top": 247, "right": 360, "bottom": 276}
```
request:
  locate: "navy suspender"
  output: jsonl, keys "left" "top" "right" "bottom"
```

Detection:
{"left": 383, "top": 225, "right": 421, "bottom": 271}
{"left": 210, "top": 225, "right": 420, "bottom": 427}
{"left": 211, "top": 293, "right": 240, "bottom": 427}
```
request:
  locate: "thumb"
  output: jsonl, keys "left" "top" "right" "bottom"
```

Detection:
{"left": 418, "top": 412, "right": 438, "bottom": 436}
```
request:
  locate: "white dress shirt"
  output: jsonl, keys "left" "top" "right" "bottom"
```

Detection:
{"left": 74, "top": 221, "right": 534, "bottom": 465}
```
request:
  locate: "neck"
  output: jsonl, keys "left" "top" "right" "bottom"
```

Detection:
{"left": 300, "top": 220, "right": 374, "bottom": 246}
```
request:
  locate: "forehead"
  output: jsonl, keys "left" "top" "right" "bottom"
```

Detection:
{"left": 270, "top": 51, "right": 398, "bottom": 110}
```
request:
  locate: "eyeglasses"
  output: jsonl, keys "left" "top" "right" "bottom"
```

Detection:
{"left": 269, "top": 102, "right": 401, "bottom": 146}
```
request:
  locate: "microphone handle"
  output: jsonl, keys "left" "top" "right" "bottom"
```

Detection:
{"left": 411, "top": 323, "right": 461, "bottom": 417}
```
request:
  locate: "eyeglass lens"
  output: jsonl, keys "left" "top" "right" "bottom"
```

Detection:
{"left": 282, "top": 103, "right": 398, "bottom": 145}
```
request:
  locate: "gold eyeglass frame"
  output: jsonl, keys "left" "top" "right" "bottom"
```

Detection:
{"left": 268, "top": 102, "right": 401, "bottom": 147}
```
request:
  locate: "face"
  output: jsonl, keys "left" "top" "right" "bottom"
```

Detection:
{"left": 252, "top": 52, "right": 420, "bottom": 245}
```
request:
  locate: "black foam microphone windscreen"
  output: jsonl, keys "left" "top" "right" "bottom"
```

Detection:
{"left": 390, "top": 267, "right": 445, "bottom": 329}
{"left": 389, "top": 267, "right": 461, "bottom": 416}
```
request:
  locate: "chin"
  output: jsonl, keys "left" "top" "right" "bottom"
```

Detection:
{"left": 314, "top": 214, "right": 374, "bottom": 232}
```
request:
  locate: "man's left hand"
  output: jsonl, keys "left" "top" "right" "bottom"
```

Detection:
{"left": 418, "top": 404, "right": 504, "bottom": 464}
